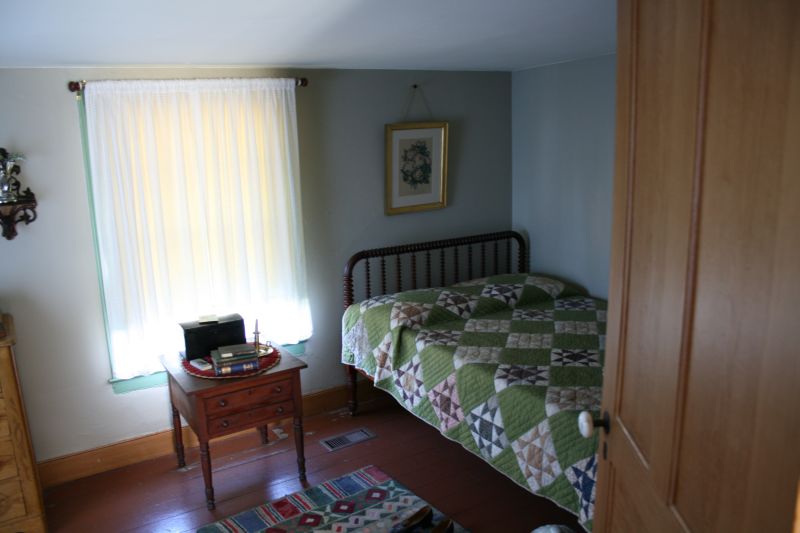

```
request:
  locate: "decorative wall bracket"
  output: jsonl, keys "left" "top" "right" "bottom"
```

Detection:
{"left": 0, "top": 148, "right": 37, "bottom": 240}
{"left": 0, "top": 190, "right": 37, "bottom": 240}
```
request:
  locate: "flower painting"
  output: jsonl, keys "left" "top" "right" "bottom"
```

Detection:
{"left": 385, "top": 122, "right": 448, "bottom": 214}
{"left": 398, "top": 138, "right": 433, "bottom": 196}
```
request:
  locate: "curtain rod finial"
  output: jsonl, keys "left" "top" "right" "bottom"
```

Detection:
{"left": 67, "top": 80, "right": 86, "bottom": 93}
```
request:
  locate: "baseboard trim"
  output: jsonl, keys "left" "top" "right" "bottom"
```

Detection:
{"left": 37, "top": 382, "right": 381, "bottom": 489}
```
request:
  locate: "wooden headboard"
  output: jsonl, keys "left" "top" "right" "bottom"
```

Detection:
{"left": 343, "top": 230, "right": 528, "bottom": 309}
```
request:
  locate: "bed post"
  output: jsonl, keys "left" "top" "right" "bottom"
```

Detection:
{"left": 513, "top": 232, "right": 529, "bottom": 272}
{"left": 346, "top": 366, "right": 358, "bottom": 416}
{"left": 343, "top": 255, "right": 359, "bottom": 416}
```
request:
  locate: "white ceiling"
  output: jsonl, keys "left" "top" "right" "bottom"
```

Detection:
{"left": 1, "top": 0, "right": 616, "bottom": 71}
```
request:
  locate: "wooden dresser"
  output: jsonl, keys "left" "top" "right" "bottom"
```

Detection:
{"left": 0, "top": 314, "right": 45, "bottom": 532}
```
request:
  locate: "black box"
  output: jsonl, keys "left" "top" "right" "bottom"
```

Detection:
{"left": 180, "top": 314, "right": 246, "bottom": 360}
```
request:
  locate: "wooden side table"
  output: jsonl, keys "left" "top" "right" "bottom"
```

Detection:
{"left": 162, "top": 351, "right": 307, "bottom": 509}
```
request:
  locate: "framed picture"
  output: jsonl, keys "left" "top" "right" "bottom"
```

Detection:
{"left": 385, "top": 122, "right": 448, "bottom": 215}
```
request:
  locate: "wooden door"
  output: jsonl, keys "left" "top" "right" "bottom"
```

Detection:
{"left": 596, "top": 0, "right": 800, "bottom": 531}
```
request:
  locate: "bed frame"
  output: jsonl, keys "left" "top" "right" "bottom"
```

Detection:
{"left": 342, "top": 230, "right": 529, "bottom": 415}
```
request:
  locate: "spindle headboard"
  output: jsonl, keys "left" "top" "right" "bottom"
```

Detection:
{"left": 342, "top": 230, "right": 529, "bottom": 311}
{"left": 341, "top": 230, "right": 528, "bottom": 414}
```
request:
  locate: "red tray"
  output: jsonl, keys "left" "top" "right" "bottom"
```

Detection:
{"left": 181, "top": 346, "right": 281, "bottom": 379}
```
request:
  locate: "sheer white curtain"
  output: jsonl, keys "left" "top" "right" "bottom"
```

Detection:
{"left": 83, "top": 78, "right": 312, "bottom": 379}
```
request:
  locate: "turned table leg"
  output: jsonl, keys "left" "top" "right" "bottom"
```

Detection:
{"left": 199, "top": 441, "right": 215, "bottom": 510}
{"left": 294, "top": 416, "right": 306, "bottom": 481}
{"left": 171, "top": 404, "right": 185, "bottom": 468}
{"left": 259, "top": 425, "right": 270, "bottom": 445}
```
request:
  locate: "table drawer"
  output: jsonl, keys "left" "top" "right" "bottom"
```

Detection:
{"left": 208, "top": 400, "right": 294, "bottom": 437}
{"left": 204, "top": 378, "right": 292, "bottom": 416}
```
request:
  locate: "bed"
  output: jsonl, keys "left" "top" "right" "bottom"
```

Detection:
{"left": 340, "top": 231, "right": 604, "bottom": 530}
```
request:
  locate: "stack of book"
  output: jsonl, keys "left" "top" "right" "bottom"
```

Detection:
{"left": 210, "top": 343, "right": 259, "bottom": 376}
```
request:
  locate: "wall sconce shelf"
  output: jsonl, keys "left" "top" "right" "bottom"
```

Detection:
{"left": 0, "top": 148, "right": 37, "bottom": 240}
{"left": 0, "top": 192, "right": 37, "bottom": 240}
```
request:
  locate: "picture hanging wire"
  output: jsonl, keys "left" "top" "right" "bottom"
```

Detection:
{"left": 402, "top": 84, "right": 434, "bottom": 121}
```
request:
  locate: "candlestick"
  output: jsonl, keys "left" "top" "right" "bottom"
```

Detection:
{"left": 253, "top": 319, "right": 260, "bottom": 354}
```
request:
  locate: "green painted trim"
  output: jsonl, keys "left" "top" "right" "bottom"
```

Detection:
{"left": 110, "top": 342, "right": 305, "bottom": 394}
{"left": 77, "top": 95, "right": 116, "bottom": 378}
{"left": 110, "top": 371, "right": 167, "bottom": 394}
{"left": 282, "top": 340, "right": 307, "bottom": 356}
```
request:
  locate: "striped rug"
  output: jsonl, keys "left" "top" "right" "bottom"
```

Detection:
{"left": 197, "top": 465, "right": 467, "bottom": 533}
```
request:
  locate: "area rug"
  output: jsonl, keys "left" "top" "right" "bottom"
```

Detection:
{"left": 197, "top": 466, "right": 468, "bottom": 533}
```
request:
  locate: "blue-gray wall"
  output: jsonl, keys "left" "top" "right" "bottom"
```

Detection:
{"left": 512, "top": 54, "right": 616, "bottom": 298}
{"left": 0, "top": 67, "right": 511, "bottom": 461}
{"left": 0, "top": 55, "right": 617, "bottom": 460}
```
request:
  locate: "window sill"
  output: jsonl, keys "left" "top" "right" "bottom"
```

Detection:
{"left": 110, "top": 371, "right": 167, "bottom": 394}
{"left": 281, "top": 339, "right": 308, "bottom": 356}
{"left": 109, "top": 341, "right": 308, "bottom": 394}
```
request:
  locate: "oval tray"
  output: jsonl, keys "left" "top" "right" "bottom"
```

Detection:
{"left": 181, "top": 346, "right": 281, "bottom": 379}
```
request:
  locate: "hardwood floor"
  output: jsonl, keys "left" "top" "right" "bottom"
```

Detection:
{"left": 43, "top": 395, "right": 581, "bottom": 532}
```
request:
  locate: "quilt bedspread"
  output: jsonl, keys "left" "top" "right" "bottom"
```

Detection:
{"left": 341, "top": 273, "right": 606, "bottom": 530}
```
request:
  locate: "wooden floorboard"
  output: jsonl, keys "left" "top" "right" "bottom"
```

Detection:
{"left": 43, "top": 397, "right": 582, "bottom": 533}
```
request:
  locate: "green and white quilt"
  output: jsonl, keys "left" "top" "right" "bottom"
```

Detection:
{"left": 341, "top": 273, "right": 606, "bottom": 530}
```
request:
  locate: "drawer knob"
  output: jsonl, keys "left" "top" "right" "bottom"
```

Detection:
{"left": 274, "top": 386, "right": 282, "bottom": 394}
{"left": 218, "top": 399, "right": 228, "bottom": 408}
{"left": 276, "top": 406, "right": 284, "bottom": 414}
{"left": 221, "top": 420, "right": 230, "bottom": 428}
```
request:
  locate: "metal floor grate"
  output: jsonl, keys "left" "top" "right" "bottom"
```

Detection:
{"left": 320, "top": 427, "right": 376, "bottom": 452}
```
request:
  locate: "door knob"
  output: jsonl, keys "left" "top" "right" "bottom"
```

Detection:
{"left": 578, "top": 410, "right": 610, "bottom": 438}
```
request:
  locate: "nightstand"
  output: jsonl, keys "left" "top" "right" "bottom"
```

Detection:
{"left": 162, "top": 351, "right": 307, "bottom": 509}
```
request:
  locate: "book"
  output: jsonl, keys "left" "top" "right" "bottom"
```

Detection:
{"left": 217, "top": 343, "right": 257, "bottom": 357}
{"left": 210, "top": 348, "right": 258, "bottom": 367}
{"left": 214, "top": 360, "right": 260, "bottom": 376}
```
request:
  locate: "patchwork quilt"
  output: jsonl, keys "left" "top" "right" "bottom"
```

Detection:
{"left": 341, "top": 273, "right": 606, "bottom": 530}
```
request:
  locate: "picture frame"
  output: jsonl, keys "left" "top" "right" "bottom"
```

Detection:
{"left": 385, "top": 121, "right": 448, "bottom": 215}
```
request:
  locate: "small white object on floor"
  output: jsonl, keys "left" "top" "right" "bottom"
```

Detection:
{"left": 532, "top": 526, "right": 575, "bottom": 533}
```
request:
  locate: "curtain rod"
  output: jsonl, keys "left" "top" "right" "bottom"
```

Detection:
{"left": 67, "top": 77, "right": 309, "bottom": 94}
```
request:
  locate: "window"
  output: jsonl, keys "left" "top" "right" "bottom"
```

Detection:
{"left": 81, "top": 78, "right": 311, "bottom": 380}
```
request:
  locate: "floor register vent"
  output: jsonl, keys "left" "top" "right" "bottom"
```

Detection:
{"left": 320, "top": 428, "right": 376, "bottom": 452}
